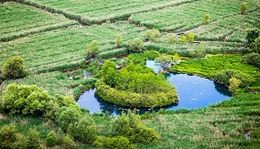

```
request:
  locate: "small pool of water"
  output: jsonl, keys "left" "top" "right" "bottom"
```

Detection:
{"left": 77, "top": 60, "right": 231, "bottom": 115}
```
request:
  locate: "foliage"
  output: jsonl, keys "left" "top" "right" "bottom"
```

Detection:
{"left": 110, "top": 112, "right": 160, "bottom": 143}
{"left": 166, "top": 33, "right": 178, "bottom": 44}
{"left": 1, "top": 84, "right": 50, "bottom": 115}
{"left": 240, "top": 2, "right": 248, "bottom": 15}
{"left": 46, "top": 131, "right": 58, "bottom": 147}
{"left": 203, "top": 14, "right": 210, "bottom": 25}
{"left": 180, "top": 35, "right": 187, "bottom": 44}
{"left": 99, "top": 61, "right": 118, "bottom": 86}
{"left": 2, "top": 56, "right": 26, "bottom": 80}
{"left": 246, "top": 29, "right": 259, "bottom": 48}
{"left": 187, "top": 32, "right": 195, "bottom": 43}
{"left": 190, "top": 44, "right": 206, "bottom": 58}
{"left": 116, "top": 35, "right": 123, "bottom": 48}
{"left": 56, "top": 106, "right": 82, "bottom": 132}
{"left": 94, "top": 136, "right": 136, "bottom": 149}
{"left": 243, "top": 53, "right": 260, "bottom": 68}
{"left": 86, "top": 40, "right": 99, "bottom": 59}
{"left": 71, "top": 115, "right": 96, "bottom": 143}
{"left": 27, "top": 128, "right": 41, "bottom": 149}
{"left": 214, "top": 69, "right": 255, "bottom": 87}
{"left": 61, "top": 135, "right": 77, "bottom": 149}
{"left": 0, "top": 124, "right": 19, "bottom": 149}
{"left": 228, "top": 77, "right": 241, "bottom": 93}
{"left": 145, "top": 29, "right": 161, "bottom": 42}
{"left": 128, "top": 38, "right": 144, "bottom": 53}
{"left": 251, "top": 37, "right": 260, "bottom": 53}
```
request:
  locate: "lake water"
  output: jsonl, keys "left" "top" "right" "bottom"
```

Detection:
{"left": 77, "top": 60, "right": 231, "bottom": 115}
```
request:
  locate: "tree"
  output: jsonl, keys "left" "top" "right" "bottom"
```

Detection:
{"left": 187, "top": 32, "right": 195, "bottom": 43}
{"left": 203, "top": 14, "right": 210, "bottom": 25}
{"left": 246, "top": 29, "right": 259, "bottom": 48}
{"left": 2, "top": 56, "right": 26, "bottom": 79}
{"left": 251, "top": 37, "right": 260, "bottom": 53}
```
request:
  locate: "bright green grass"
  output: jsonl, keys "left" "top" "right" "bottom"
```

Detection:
{"left": 194, "top": 9, "right": 260, "bottom": 42}
{"left": 0, "top": 22, "right": 146, "bottom": 73}
{"left": 0, "top": 2, "right": 75, "bottom": 41}
{"left": 173, "top": 55, "right": 260, "bottom": 79}
{"left": 129, "top": 0, "right": 259, "bottom": 32}
{"left": 25, "top": 0, "right": 195, "bottom": 23}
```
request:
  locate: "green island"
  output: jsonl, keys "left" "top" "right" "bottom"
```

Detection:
{"left": 0, "top": 0, "right": 260, "bottom": 148}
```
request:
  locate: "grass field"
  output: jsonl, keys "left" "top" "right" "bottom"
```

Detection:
{"left": 0, "top": 0, "right": 260, "bottom": 148}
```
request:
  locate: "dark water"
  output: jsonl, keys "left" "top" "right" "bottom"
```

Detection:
{"left": 77, "top": 60, "right": 231, "bottom": 115}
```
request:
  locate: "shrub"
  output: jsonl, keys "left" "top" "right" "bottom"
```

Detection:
{"left": 251, "top": 37, "right": 260, "bottom": 53}
{"left": 56, "top": 106, "right": 82, "bottom": 132}
{"left": 166, "top": 33, "right": 178, "bottom": 44}
{"left": 2, "top": 56, "right": 26, "bottom": 79}
{"left": 228, "top": 77, "right": 241, "bottom": 93}
{"left": 86, "top": 40, "right": 99, "bottom": 59}
{"left": 187, "top": 32, "right": 195, "bottom": 43}
{"left": 0, "top": 124, "right": 18, "bottom": 149}
{"left": 190, "top": 44, "right": 206, "bottom": 58}
{"left": 99, "top": 61, "right": 118, "bottom": 87}
{"left": 145, "top": 29, "right": 161, "bottom": 42}
{"left": 71, "top": 115, "right": 96, "bottom": 143}
{"left": 115, "top": 36, "right": 123, "bottom": 48}
{"left": 94, "top": 136, "right": 136, "bottom": 149}
{"left": 180, "top": 35, "right": 188, "bottom": 44}
{"left": 46, "top": 131, "right": 58, "bottom": 147}
{"left": 214, "top": 69, "right": 255, "bottom": 87}
{"left": 243, "top": 53, "right": 260, "bottom": 68}
{"left": 246, "top": 29, "right": 259, "bottom": 48}
{"left": 241, "top": 2, "right": 248, "bottom": 15}
{"left": 27, "top": 128, "right": 41, "bottom": 149}
{"left": 1, "top": 84, "right": 51, "bottom": 115}
{"left": 143, "top": 50, "right": 160, "bottom": 60}
{"left": 61, "top": 135, "right": 76, "bottom": 149}
{"left": 203, "top": 14, "right": 210, "bottom": 25}
{"left": 110, "top": 112, "right": 160, "bottom": 144}
{"left": 128, "top": 38, "right": 144, "bottom": 53}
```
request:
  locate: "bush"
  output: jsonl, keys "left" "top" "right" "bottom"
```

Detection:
{"left": 251, "top": 37, "right": 260, "bottom": 53}
{"left": 166, "top": 33, "right": 178, "bottom": 44}
{"left": 86, "top": 40, "right": 99, "bottom": 59}
{"left": 246, "top": 29, "right": 259, "bottom": 48}
{"left": 128, "top": 38, "right": 144, "bottom": 53}
{"left": 145, "top": 29, "right": 161, "bottom": 42}
{"left": 203, "top": 14, "right": 210, "bottom": 25}
{"left": 110, "top": 112, "right": 160, "bottom": 144}
{"left": 2, "top": 56, "right": 26, "bottom": 79}
{"left": 61, "top": 135, "right": 76, "bottom": 149}
{"left": 0, "top": 124, "right": 18, "bottom": 149}
{"left": 228, "top": 77, "right": 241, "bottom": 93}
{"left": 94, "top": 136, "right": 136, "bottom": 149}
{"left": 1, "top": 84, "right": 51, "bottom": 115}
{"left": 71, "top": 115, "right": 96, "bottom": 143}
{"left": 214, "top": 69, "right": 255, "bottom": 87}
{"left": 243, "top": 53, "right": 260, "bottom": 68}
{"left": 46, "top": 131, "right": 58, "bottom": 147}
{"left": 56, "top": 106, "right": 82, "bottom": 132}
{"left": 187, "top": 32, "right": 195, "bottom": 43}
{"left": 241, "top": 2, "right": 248, "bottom": 15}
{"left": 27, "top": 128, "right": 41, "bottom": 149}
{"left": 115, "top": 36, "right": 123, "bottom": 48}
{"left": 180, "top": 35, "right": 187, "bottom": 44}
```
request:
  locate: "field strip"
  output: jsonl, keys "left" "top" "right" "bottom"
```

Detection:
{"left": 0, "top": 22, "right": 78, "bottom": 42}
{"left": 16, "top": 0, "right": 201, "bottom": 25}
